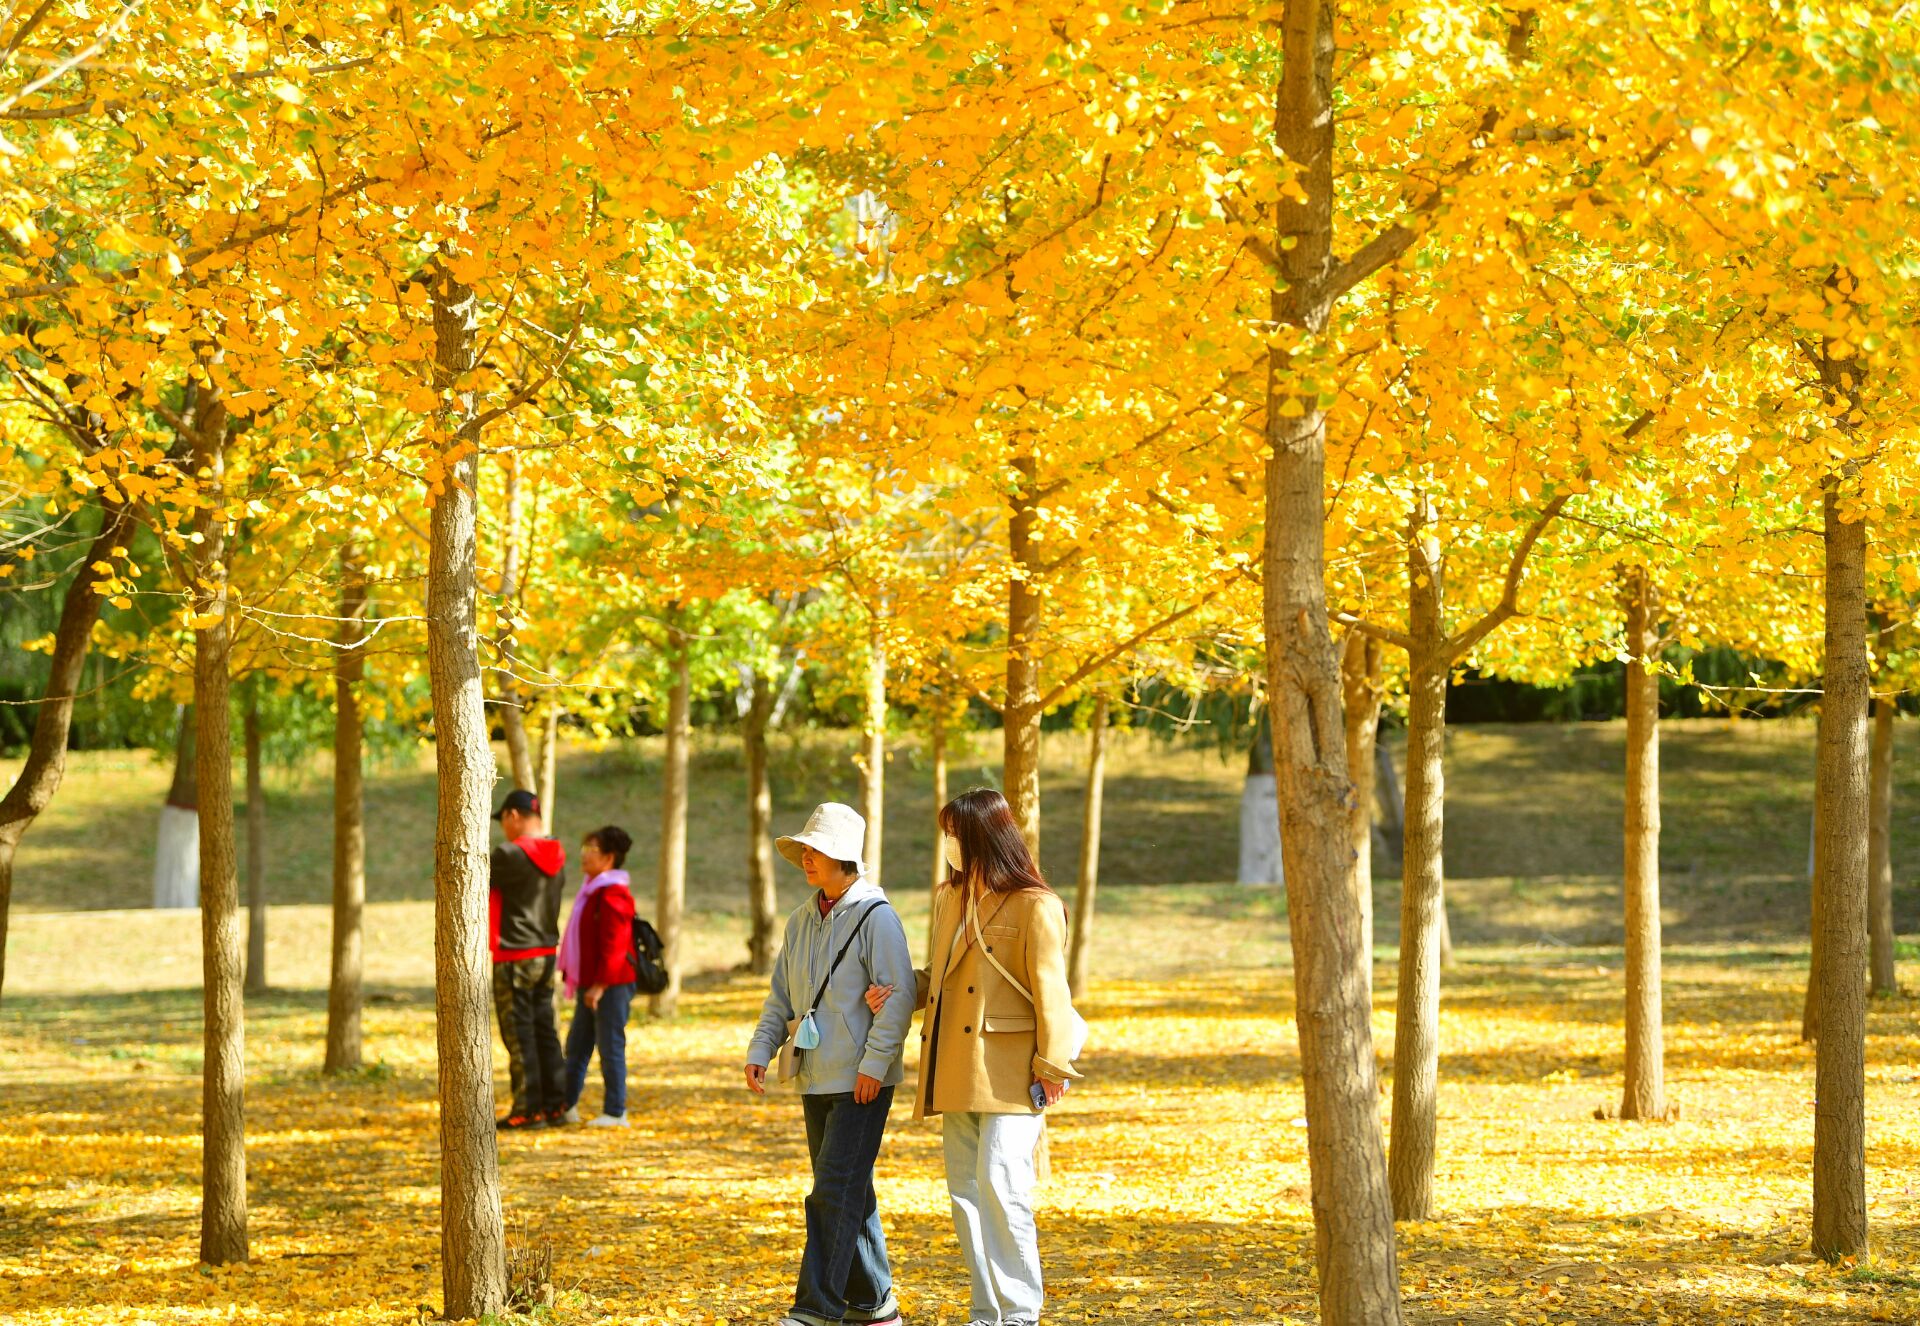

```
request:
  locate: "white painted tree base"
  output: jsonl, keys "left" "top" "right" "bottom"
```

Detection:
{"left": 1239, "top": 772, "right": 1285, "bottom": 887}
{"left": 153, "top": 804, "right": 200, "bottom": 909}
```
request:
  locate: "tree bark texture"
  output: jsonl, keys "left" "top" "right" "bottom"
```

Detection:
{"left": 1619, "top": 568, "right": 1667, "bottom": 1121}
{"left": 859, "top": 619, "right": 886, "bottom": 885}
{"left": 1869, "top": 698, "right": 1896, "bottom": 996}
{"left": 1341, "top": 630, "right": 1384, "bottom": 1000}
{"left": 1004, "top": 451, "right": 1044, "bottom": 856}
{"left": 1067, "top": 695, "right": 1108, "bottom": 998}
{"left": 654, "top": 632, "right": 691, "bottom": 1017}
{"left": 326, "top": 548, "right": 368, "bottom": 1074}
{"left": 244, "top": 685, "right": 267, "bottom": 995}
{"left": 1264, "top": 0, "right": 1402, "bottom": 1314}
{"left": 745, "top": 667, "right": 778, "bottom": 976}
{"left": 0, "top": 498, "right": 130, "bottom": 1007}
{"left": 1811, "top": 474, "right": 1870, "bottom": 1262}
{"left": 191, "top": 403, "right": 248, "bottom": 1267}
{"left": 1389, "top": 496, "right": 1446, "bottom": 1222}
{"left": 496, "top": 453, "right": 536, "bottom": 794}
{"left": 428, "top": 266, "right": 507, "bottom": 1319}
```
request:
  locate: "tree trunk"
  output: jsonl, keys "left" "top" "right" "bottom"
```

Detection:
{"left": 1067, "top": 695, "right": 1108, "bottom": 997}
{"left": 0, "top": 498, "right": 130, "bottom": 1007}
{"left": 653, "top": 631, "right": 690, "bottom": 1017}
{"left": 930, "top": 709, "right": 949, "bottom": 898}
{"left": 326, "top": 547, "right": 367, "bottom": 1074}
{"left": 428, "top": 264, "right": 507, "bottom": 1319}
{"left": 858, "top": 618, "right": 886, "bottom": 884}
{"left": 1811, "top": 473, "right": 1870, "bottom": 1262}
{"left": 496, "top": 453, "right": 536, "bottom": 794}
{"left": 154, "top": 706, "right": 201, "bottom": 909}
{"left": 1619, "top": 567, "right": 1666, "bottom": 1121}
{"left": 1389, "top": 496, "right": 1446, "bottom": 1222}
{"left": 1341, "top": 631, "right": 1384, "bottom": 999}
{"left": 1004, "top": 452, "right": 1044, "bottom": 855}
{"left": 1373, "top": 740, "right": 1405, "bottom": 872}
{"left": 244, "top": 684, "right": 267, "bottom": 996}
{"left": 745, "top": 666, "right": 778, "bottom": 976}
{"left": 191, "top": 405, "right": 248, "bottom": 1267}
{"left": 1869, "top": 698, "right": 1896, "bottom": 996}
{"left": 1264, "top": 0, "right": 1402, "bottom": 1312}
{"left": 539, "top": 705, "right": 560, "bottom": 835}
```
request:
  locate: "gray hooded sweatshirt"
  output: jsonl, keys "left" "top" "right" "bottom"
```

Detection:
{"left": 747, "top": 879, "right": 917, "bottom": 1094}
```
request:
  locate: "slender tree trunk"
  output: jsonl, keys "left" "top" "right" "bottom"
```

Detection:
{"left": 858, "top": 618, "right": 886, "bottom": 884}
{"left": 1067, "top": 696, "right": 1108, "bottom": 997}
{"left": 1004, "top": 452, "right": 1044, "bottom": 855}
{"left": 1619, "top": 568, "right": 1667, "bottom": 1121}
{"left": 428, "top": 264, "right": 506, "bottom": 1319}
{"left": 326, "top": 548, "right": 367, "bottom": 1074}
{"left": 930, "top": 709, "right": 949, "bottom": 898}
{"left": 191, "top": 406, "right": 247, "bottom": 1267}
{"left": 0, "top": 499, "right": 130, "bottom": 1007}
{"left": 154, "top": 706, "right": 200, "bottom": 909}
{"left": 244, "top": 684, "right": 267, "bottom": 996}
{"left": 1436, "top": 892, "right": 1454, "bottom": 968}
{"left": 539, "top": 706, "right": 560, "bottom": 834}
{"left": 1869, "top": 698, "right": 1896, "bottom": 996}
{"left": 1811, "top": 471, "right": 1871, "bottom": 1262}
{"left": 1390, "top": 497, "right": 1446, "bottom": 1222}
{"left": 745, "top": 667, "right": 778, "bottom": 976}
{"left": 1341, "top": 631, "right": 1384, "bottom": 999}
{"left": 1265, "top": 0, "right": 1401, "bottom": 1313}
{"left": 496, "top": 454, "right": 536, "bottom": 793}
{"left": 654, "top": 630, "right": 690, "bottom": 1017}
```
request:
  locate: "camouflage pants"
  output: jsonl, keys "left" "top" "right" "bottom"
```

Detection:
{"left": 491, "top": 955, "right": 565, "bottom": 1115}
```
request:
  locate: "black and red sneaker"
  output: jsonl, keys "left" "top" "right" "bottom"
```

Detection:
{"left": 495, "top": 1111, "right": 542, "bottom": 1131}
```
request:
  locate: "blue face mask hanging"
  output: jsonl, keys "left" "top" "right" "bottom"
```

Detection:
{"left": 793, "top": 1010, "right": 822, "bottom": 1050}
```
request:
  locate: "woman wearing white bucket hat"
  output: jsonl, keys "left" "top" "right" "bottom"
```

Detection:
{"left": 746, "top": 803, "right": 917, "bottom": 1326}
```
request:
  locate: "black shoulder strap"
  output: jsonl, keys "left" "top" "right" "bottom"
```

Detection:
{"left": 806, "top": 901, "right": 889, "bottom": 1014}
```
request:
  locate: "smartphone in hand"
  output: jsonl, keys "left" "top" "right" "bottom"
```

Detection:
{"left": 1029, "top": 1081, "right": 1048, "bottom": 1111}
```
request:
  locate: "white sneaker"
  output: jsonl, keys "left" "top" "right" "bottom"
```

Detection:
{"left": 561, "top": 1107, "right": 581, "bottom": 1125}
{"left": 586, "top": 1113, "right": 628, "bottom": 1128}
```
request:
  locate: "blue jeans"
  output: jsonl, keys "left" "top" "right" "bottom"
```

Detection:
{"left": 563, "top": 983, "right": 633, "bottom": 1117}
{"left": 792, "top": 1088, "right": 897, "bottom": 1326}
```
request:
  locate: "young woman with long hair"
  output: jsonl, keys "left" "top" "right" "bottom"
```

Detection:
{"left": 868, "top": 787, "right": 1084, "bottom": 1326}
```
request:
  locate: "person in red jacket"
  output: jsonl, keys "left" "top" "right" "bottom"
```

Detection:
{"left": 558, "top": 824, "right": 638, "bottom": 1127}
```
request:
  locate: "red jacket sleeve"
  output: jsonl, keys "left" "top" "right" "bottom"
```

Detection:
{"left": 587, "top": 885, "right": 636, "bottom": 988}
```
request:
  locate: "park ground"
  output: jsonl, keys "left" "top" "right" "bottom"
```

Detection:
{"left": 4, "top": 720, "right": 1920, "bottom": 1325}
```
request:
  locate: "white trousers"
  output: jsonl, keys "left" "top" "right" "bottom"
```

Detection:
{"left": 943, "top": 1110, "right": 1046, "bottom": 1326}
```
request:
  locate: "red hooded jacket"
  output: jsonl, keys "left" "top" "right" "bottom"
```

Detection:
{"left": 573, "top": 881, "right": 638, "bottom": 989}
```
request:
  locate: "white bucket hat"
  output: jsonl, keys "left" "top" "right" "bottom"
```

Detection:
{"left": 776, "top": 802, "right": 867, "bottom": 874}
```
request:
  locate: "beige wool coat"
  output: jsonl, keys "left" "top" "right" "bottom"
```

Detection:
{"left": 910, "top": 881, "right": 1083, "bottom": 1120}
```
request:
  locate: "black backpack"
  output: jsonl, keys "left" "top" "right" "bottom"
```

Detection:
{"left": 629, "top": 917, "right": 669, "bottom": 994}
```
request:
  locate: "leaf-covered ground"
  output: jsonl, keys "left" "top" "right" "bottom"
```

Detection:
{"left": 5, "top": 891, "right": 1920, "bottom": 1326}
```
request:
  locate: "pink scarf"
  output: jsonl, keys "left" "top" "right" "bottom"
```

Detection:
{"left": 558, "top": 868, "right": 629, "bottom": 997}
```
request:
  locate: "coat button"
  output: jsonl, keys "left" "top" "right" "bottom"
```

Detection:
{"left": 964, "top": 1025, "right": 972, "bottom": 1033}
{"left": 967, "top": 986, "right": 974, "bottom": 994}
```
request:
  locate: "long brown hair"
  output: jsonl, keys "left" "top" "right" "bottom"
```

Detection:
{"left": 939, "top": 788, "right": 1052, "bottom": 895}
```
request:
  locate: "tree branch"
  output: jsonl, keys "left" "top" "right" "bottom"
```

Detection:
{"left": 1035, "top": 589, "right": 1221, "bottom": 713}
{"left": 1442, "top": 490, "right": 1572, "bottom": 663}
{"left": 1332, "top": 611, "right": 1415, "bottom": 653}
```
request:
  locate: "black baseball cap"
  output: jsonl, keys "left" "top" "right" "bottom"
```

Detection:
{"left": 495, "top": 789, "right": 541, "bottom": 821}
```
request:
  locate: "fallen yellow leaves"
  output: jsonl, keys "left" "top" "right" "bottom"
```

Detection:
{"left": 3, "top": 946, "right": 1919, "bottom": 1325}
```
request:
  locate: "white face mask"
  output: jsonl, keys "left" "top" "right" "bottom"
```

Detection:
{"left": 942, "top": 833, "right": 964, "bottom": 873}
